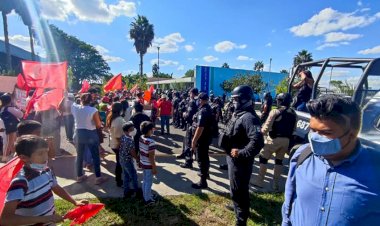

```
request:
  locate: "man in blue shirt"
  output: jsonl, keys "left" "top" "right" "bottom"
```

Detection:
{"left": 282, "top": 95, "right": 380, "bottom": 226}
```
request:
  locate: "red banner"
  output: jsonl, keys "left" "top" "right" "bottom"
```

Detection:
{"left": 79, "top": 80, "right": 90, "bottom": 93}
{"left": 103, "top": 73, "right": 122, "bottom": 92}
{"left": 21, "top": 61, "right": 67, "bottom": 89}
{"left": 64, "top": 203, "right": 105, "bottom": 225}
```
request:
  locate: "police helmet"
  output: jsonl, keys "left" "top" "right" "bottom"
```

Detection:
{"left": 231, "top": 85, "right": 253, "bottom": 102}
{"left": 277, "top": 93, "right": 292, "bottom": 107}
{"left": 263, "top": 92, "right": 272, "bottom": 99}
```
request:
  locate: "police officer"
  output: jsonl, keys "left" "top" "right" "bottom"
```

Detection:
{"left": 225, "top": 85, "right": 264, "bottom": 226}
{"left": 190, "top": 92, "right": 213, "bottom": 189}
{"left": 177, "top": 88, "right": 199, "bottom": 161}
{"left": 172, "top": 92, "right": 181, "bottom": 128}
{"left": 252, "top": 93, "right": 297, "bottom": 191}
{"left": 178, "top": 93, "right": 188, "bottom": 130}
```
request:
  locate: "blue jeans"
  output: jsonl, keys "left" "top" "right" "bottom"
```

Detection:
{"left": 75, "top": 129, "right": 101, "bottom": 177}
{"left": 296, "top": 102, "right": 308, "bottom": 112}
{"left": 143, "top": 169, "right": 153, "bottom": 201}
{"left": 160, "top": 115, "right": 170, "bottom": 133}
{"left": 63, "top": 115, "right": 74, "bottom": 141}
{"left": 121, "top": 159, "right": 139, "bottom": 194}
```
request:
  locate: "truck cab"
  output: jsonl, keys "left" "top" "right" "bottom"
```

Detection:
{"left": 288, "top": 57, "right": 380, "bottom": 150}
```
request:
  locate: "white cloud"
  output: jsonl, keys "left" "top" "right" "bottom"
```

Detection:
{"left": 236, "top": 55, "right": 254, "bottom": 61}
{"left": 187, "top": 58, "right": 199, "bottom": 61}
{"left": 148, "top": 32, "right": 185, "bottom": 53}
{"left": 177, "top": 65, "right": 185, "bottom": 71}
{"left": 357, "top": 1, "right": 363, "bottom": 6}
{"left": 95, "top": 45, "right": 124, "bottom": 62}
{"left": 361, "top": 8, "right": 371, "bottom": 12}
{"left": 324, "top": 32, "right": 362, "bottom": 42}
{"left": 214, "top": 41, "right": 247, "bottom": 53}
{"left": 0, "top": 35, "right": 46, "bottom": 58}
{"left": 203, "top": 55, "right": 218, "bottom": 62}
{"left": 184, "top": 45, "right": 194, "bottom": 52}
{"left": 40, "top": 0, "right": 136, "bottom": 23}
{"left": 150, "top": 59, "right": 179, "bottom": 66}
{"left": 316, "top": 41, "right": 349, "bottom": 50}
{"left": 290, "top": 8, "right": 380, "bottom": 37}
{"left": 358, "top": 45, "right": 380, "bottom": 54}
{"left": 266, "top": 42, "right": 272, "bottom": 47}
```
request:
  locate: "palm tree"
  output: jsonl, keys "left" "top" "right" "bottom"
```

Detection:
{"left": 15, "top": 0, "right": 38, "bottom": 60}
{"left": 293, "top": 50, "right": 313, "bottom": 69}
{"left": 222, "top": 62, "right": 229, "bottom": 68}
{"left": 129, "top": 15, "right": 154, "bottom": 76}
{"left": 0, "top": 0, "right": 15, "bottom": 70}
{"left": 254, "top": 61, "right": 264, "bottom": 71}
{"left": 152, "top": 63, "right": 159, "bottom": 77}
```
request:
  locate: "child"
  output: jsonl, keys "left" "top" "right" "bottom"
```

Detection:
{"left": 120, "top": 122, "right": 139, "bottom": 198}
{"left": 0, "top": 135, "right": 88, "bottom": 225}
{"left": 139, "top": 121, "right": 157, "bottom": 205}
{"left": 17, "top": 120, "right": 42, "bottom": 136}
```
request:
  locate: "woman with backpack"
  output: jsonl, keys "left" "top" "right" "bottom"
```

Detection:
{"left": 0, "top": 93, "right": 23, "bottom": 162}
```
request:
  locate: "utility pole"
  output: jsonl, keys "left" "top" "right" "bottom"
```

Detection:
{"left": 269, "top": 58, "right": 272, "bottom": 72}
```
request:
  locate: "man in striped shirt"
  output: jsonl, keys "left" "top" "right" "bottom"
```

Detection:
{"left": 139, "top": 121, "right": 157, "bottom": 205}
{"left": 0, "top": 135, "right": 88, "bottom": 226}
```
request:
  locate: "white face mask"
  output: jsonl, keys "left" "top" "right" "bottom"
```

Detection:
{"left": 30, "top": 161, "right": 48, "bottom": 171}
{"left": 129, "top": 128, "right": 137, "bottom": 137}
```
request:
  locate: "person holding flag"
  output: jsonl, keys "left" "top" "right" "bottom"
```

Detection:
{"left": 0, "top": 135, "right": 88, "bottom": 225}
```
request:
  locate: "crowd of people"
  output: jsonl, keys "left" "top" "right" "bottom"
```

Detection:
{"left": 1, "top": 68, "right": 379, "bottom": 225}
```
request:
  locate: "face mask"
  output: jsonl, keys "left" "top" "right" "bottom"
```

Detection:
{"left": 30, "top": 161, "right": 48, "bottom": 171}
{"left": 233, "top": 100, "right": 252, "bottom": 111}
{"left": 308, "top": 130, "right": 349, "bottom": 156}
{"left": 129, "top": 128, "right": 137, "bottom": 137}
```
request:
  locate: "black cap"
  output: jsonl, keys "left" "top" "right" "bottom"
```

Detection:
{"left": 190, "top": 88, "right": 199, "bottom": 95}
{"left": 198, "top": 92, "right": 209, "bottom": 100}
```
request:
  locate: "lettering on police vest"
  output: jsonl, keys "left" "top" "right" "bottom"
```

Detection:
{"left": 296, "top": 120, "right": 310, "bottom": 131}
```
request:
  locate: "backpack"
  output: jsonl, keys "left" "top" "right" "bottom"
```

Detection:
{"left": 0, "top": 107, "right": 20, "bottom": 134}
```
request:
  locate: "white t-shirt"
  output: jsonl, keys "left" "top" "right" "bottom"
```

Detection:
{"left": 71, "top": 103, "right": 98, "bottom": 130}
{"left": 109, "top": 116, "right": 126, "bottom": 149}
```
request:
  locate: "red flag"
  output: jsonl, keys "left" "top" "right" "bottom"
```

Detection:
{"left": 64, "top": 203, "right": 105, "bottom": 225}
{"left": 22, "top": 61, "right": 67, "bottom": 89}
{"left": 129, "top": 84, "right": 138, "bottom": 93}
{"left": 16, "top": 74, "right": 30, "bottom": 92}
{"left": 143, "top": 90, "right": 151, "bottom": 102}
{"left": 149, "top": 85, "right": 154, "bottom": 94}
{"left": 33, "top": 89, "right": 64, "bottom": 112}
{"left": 79, "top": 80, "right": 90, "bottom": 93}
{"left": 23, "top": 88, "right": 44, "bottom": 119}
{"left": 0, "top": 157, "right": 24, "bottom": 216}
{"left": 103, "top": 74, "right": 122, "bottom": 92}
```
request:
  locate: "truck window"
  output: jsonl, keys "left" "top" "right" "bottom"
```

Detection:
{"left": 359, "top": 74, "right": 380, "bottom": 107}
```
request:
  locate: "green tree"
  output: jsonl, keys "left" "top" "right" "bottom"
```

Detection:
{"left": 222, "top": 62, "right": 229, "bottom": 68}
{"left": 183, "top": 69, "right": 194, "bottom": 78}
{"left": 254, "top": 61, "right": 264, "bottom": 71}
{"left": 124, "top": 73, "right": 148, "bottom": 90}
{"left": 276, "top": 77, "right": 289, "bottom": 94}
{"left": 0, "top": 0, "right": 16, "bottom": 70}
{"left": 330, "top": 80, "right": 354, "bottom": 96}
{"left": 293, "top": 49, "right": 313, "bottom": 70}
{"left": 220, "top": 73, "right": 264, "bottom": 94}
{"left": 129, "top": 15, "right": 154, "bottom": 76}
{"left": 45, "top": 25, "right": 111, "bottom": 90}
{"left": 280, "top": 69, "right": 289, "bottom": 74}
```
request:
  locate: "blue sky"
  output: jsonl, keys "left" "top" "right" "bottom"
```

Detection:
{"left": 2, "top": 0, "right": 380, "bottom": 78}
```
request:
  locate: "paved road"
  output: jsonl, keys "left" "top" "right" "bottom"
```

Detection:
{"left": 3, "top": 122, "right": 287, "bottom": 199}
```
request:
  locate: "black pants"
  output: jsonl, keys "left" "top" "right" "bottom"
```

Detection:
{"left": 227, "top": 156, "right": 253, "bottom": 226}
{"left": 183, "top": 125, "right": 193, "bottom": 164}
{"left": 112, "top": 148, "right": 122, "bottom": 184}
{"left": 196, "top": 142, "right": 210, "bottom": 179}
{"left": 63, "top": 114, "right": 74, "bottom": 141}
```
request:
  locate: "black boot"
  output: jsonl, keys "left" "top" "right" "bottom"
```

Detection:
{"left": 191, "top": 177, "right": 208, "bottom": 189}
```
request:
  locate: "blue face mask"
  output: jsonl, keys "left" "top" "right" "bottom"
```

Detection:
{"left": 308, "top": 130, "right": 350, "bottom": 156}
{"left": 30, "top": 162, "right": 47, "bottom": 171}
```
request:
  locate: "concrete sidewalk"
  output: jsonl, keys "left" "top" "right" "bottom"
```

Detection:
{"left": 3, "top": 125, "right": 287, "bottom": 199}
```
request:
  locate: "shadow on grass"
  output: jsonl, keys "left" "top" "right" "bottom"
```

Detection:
{"left": 97, "top": 196, "right": 199, "bottom": 226}
{"left": 249, "top": 192, "right": 284, "bottom": 225}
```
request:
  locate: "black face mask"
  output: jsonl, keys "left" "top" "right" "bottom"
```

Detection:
{"left": 233, "top": 99, "right": 252, "bottom": 111}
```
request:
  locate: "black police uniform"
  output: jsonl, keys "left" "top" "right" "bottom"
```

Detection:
{"left": 181, "top": 98, "right": 198, "bottom": 160}
{"left": 178, "top": 97, "right": 188, "bottom": 129}
{"left": 172, "top": 96, "right": 181, "bottom": 127}
{"left": 226, "top": 107, "right": 264, "bottom": 225}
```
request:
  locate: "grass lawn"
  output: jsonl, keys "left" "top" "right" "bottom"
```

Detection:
{"left": 55, "top": 192, "right": 284, "bottom": 226}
